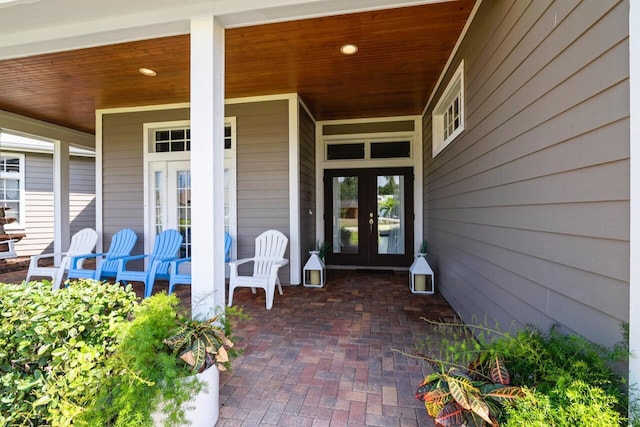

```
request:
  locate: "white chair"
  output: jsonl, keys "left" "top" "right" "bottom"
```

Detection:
{"left": 228, "top": 230, "right": 289, "bottom": 310}
{"left": 0, "top": 239, "right": 17, "bottom": 260}
{"left": 25, "top": 228, "right": 99, "bottom": 289}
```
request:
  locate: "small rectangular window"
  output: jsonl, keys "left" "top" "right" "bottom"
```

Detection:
{"left": 327, "top": 143, "right": 365, "bottom": 160}
{"left": 154, "top": 126, "right": 231, "bottom": 153}
{"left": 154, "top": 127, "right": 190, "bottom": 153}
{"left": 432, "top": 60, "right": 464, "bottom": 157}
{"left": 370, "top": 141, "right": 411, "bottom": 159}
{"left": 0, "top": 154, "right": 24, "bottom": 228}
{"left": 224, "top": 126, "right": 232, "bottom": 149}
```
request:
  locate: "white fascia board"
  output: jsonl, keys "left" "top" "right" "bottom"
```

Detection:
{"left": 0, "top": 109, "right": 94, "bottom": 149}
{"left": 0, "top": 0, "right": 448, "bottom": 60}
{"left": 0, "top": 141, "right": 94, "bottom": 157}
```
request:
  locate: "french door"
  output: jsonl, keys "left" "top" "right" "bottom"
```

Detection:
{"left": 324, "top": 167, "right": 414, "bottom": 267}
{"left": 167, "top": 161, "right": 191, "bottom": 258}
{"left": 149, "top": 161, "right": 191, "bottom": 258}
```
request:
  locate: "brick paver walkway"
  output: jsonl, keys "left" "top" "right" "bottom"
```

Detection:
{"left": 0, "top": 265, "right": 458, "bottom": 426}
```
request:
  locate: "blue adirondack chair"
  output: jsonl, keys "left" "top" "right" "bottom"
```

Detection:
{"left": 168, "top": 232, "right": 232, "bottom": 294}
{"left": 68, "top": 228, "right": 137, "bottom": 281}
{"left": 116, "top": 229, "right": 183, "bottom": 298}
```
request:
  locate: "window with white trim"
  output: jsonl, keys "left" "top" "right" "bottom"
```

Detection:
{"left": 432, "top": 60, "right": 464, "bottom": 157}
{"left": 0, "top": 153, "right": 24, "bottom": 229}
{"left": 145, "top": 120, "right": 237, "bottom": 258}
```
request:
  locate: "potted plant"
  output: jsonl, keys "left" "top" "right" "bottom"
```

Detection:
{"left": 418, "top": 240, "right": 428, "bottom": 255}
{"left": 316, "top": 240, "right": 331, "bottom": 261}
{"left": 79, "top": 293, "right": 244, "bottom": 427}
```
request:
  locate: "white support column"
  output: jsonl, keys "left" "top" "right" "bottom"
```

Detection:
{"left": 190, "top": 15, "right": 225, "bottom": 319}
{"left": 53, "top": 140, "right": 70, "bottom": 265}
{"left": 629, "top": 0, "right": 639, "bottom": 416}
{"left": 289, "top": 96, "right": 301, "bottom": 285}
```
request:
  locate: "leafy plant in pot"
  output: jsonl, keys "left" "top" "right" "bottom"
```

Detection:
{"left": 153, "top": 308, "right": 240, "bottom": 427}
{"left": 163, "top": 312, "right": 235, "bottom": 373}
{"left": 79, "top": 294, "right": 244, "bottom": 427}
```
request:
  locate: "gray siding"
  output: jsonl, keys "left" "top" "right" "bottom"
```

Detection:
{"left": 16, "top": 153, "right": 95, "bottom": 255}
{"left": 101, "top": 108, "right": 189, "bottom": 254}
{"left": 423, "top": 0, "right": 628, "bottom": 346}
{"left": 70, "top": 157, "right": 96, "bottom": 234}
{"left": 226, "top": 100, "right": 291, "bottom": 281}
{"left": 102, "top": 101, "right": 291, "bottom": 281}
{"left": 299, "top": 105, "right": 316, "bottom": 260}
{"left": 20, "top": 154, "right": 54, "bottom": 254}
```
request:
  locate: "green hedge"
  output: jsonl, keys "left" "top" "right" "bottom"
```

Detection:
{"left": 0, "top": 280, "right": 137, "bottom": 426}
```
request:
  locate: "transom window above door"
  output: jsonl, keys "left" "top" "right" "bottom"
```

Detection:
{"left": 154, "top": 128, "right": 190, "bottom": 153}
{"left": 326, "top": 140, "right": 411, "bottom": 161}
{"left": 153, "top": 126, "right": 233, "bottom": 153}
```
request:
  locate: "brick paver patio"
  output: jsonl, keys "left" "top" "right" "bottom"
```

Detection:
{"left": 0, "top": 263, "right": 459, "bottom": 426}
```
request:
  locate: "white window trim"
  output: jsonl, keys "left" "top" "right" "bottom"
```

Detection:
{"left": 324, "top": 138, "right": 413, "bottom": 163}
{"left": 432, "top": 60, "right": 464, "bottom": 157}
{"left": 0, "top": 152, "right": 26, "bottom": 231}
{"left": 315, "top": 116, "right": 423, "bottom": 256}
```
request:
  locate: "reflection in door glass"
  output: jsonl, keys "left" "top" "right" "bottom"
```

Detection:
{"left": 377, "top": 175, "right": 405, "bottom": 255}
{"left": 176, "top": 170, "right": 191, "bottom": 257}
{"left": 154, "top": 171, "right": 164, "bottom": 235}
{"left": 332, "top": 176, "right": 358, "bottom": 254}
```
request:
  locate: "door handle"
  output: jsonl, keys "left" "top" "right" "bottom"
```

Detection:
{"left": 369, "top": 218, "right": 374, "bottom": 233}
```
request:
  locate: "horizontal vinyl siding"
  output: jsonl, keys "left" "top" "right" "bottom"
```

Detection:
{"left": 101, "top": 108, "right": 189, "bottom": 254}
{"left": 69, "top": 157, "right": 96, "bottom": 235}
{"left": 19, "top": 154, "right": 54, "bottom": 255}
{"left": 423, "top": 0, "right": 628, "bottom": 346}
{"left": 226, "top": 100, "right": 290, "bottom": 281}
{"left": 14, "top": 154, "right": 96, "bottom": 256}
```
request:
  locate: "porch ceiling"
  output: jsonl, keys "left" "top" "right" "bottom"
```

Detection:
{"left": 0, "top": 1, "right": 474, "bottom": 135}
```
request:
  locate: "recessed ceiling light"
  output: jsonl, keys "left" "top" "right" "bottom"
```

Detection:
{"left": 340, "top": 44, "right": 358, "bottom": 55}
{"left": 139, "top": 67, "right": 157, "bottom": 77}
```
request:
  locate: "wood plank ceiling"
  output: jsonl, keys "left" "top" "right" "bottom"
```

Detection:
{"left": 0, "top": 1, "right": 475, "bottom": 134}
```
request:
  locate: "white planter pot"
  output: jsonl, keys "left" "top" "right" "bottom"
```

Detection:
{"left": 152, "top": 366, "right": 219, "bottom": 427}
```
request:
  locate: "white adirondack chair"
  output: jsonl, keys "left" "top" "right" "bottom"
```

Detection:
{"left": 228, "top": 230, "right": 289, "bottom": 310}
{"left": 25, "top": 228, "right": 99, "bottom": 290}
{"left": 0, "top": 239, "right": 17, "bottom": 260}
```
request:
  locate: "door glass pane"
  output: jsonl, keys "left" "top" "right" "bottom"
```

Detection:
{"left": 332, "top": 176, "right": 358, "bottom": 254}
{"left": 176, "top": 170, "right": 191, "bottom": 257}
{"left": 154, "top": 171, "right": 163, "bottom": 235}
{"left": 377, "top": 175, "right": 405, "bottom": 255}
{"left": 224, "top": 168, "right": 230, "bottom": 233}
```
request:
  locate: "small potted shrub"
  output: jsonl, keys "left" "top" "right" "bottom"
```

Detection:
{"left": 80, "top": 293, "right": 245, "bottom": 427}
{"left": 316, "top": 241, "right": 331, "bottom": 261}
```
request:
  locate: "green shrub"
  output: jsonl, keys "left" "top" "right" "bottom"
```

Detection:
{"left": 0, "top": 280, "right": 137, "bottom": 426}
{"left": 411, "top": 320, "right": 630, "bottom": 426}
{"left": 76, "top": 293, "right": 200, "bottom": 427}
